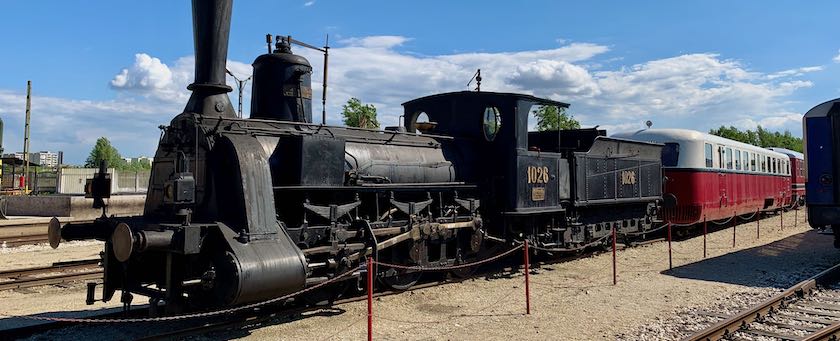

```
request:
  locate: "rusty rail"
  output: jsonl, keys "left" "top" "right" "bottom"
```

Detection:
{"left": 0, "top": 259, "right": 101, "bottom": 291}
{"left": 684, "top": 262, "right": 840, "bottom": 341}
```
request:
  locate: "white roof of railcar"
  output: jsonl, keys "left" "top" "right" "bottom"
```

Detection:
{"left": 767, "top": 147, "right": 804, "bottom": 160}
{"left": 613, "top": 128, "right": 787, "bottom": 157}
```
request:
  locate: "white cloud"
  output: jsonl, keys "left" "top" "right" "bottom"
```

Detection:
{"left": 766, "top": 65, "right": 824, "bottom": 79}
{"left": 834, "top": 49, "right": 840, "bottom": 63}
{"left": 110, "top": 54, "right": 173, "bottom": 90}
{"left": 303, "top": 0, "right": 315, "bottom": 6}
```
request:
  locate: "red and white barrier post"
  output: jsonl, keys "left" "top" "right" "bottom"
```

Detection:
{"left": 524, "top": 240, "right": 530, "bottom": 315}
{"left": 667, "top": 222, "right": 672, "bottom": 270}
{"left": 612, "top": 223, "right": 617, "bottom": 285}
{"left": 367, "top": 256, "right": 373, "bottom": 341}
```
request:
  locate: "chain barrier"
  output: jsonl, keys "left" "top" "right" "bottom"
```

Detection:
{"left": 373, "top": 244, "right": 523, "bottom": 271}
{"left": 708, "top": 215, "right": 736, "bottom": 226}
{"left": 528, "top": 235, "right": 611, "bottom": 253}
{"left": 0, "top": 265, "right": 362, "bottom": 324}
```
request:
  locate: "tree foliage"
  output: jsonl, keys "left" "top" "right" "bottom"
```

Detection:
{"left": 85, "top": 137, "right": 125, "bottom": 168}
{"left": 342, "top": 98, "right": 380, "bottom": 129}
{"left": 709, "top": 125, "right": 803, "bottom": 152}
{"left": 531, "top": 105, "right": 580, "bottom": 131}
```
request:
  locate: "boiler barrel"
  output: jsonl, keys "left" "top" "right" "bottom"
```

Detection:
{"left": 344, "top": 142, "right": 455, "bottom": 184}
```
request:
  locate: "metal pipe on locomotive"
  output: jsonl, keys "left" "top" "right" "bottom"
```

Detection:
{"left": 49, "top": 0, "right": 665, "bottom": 312}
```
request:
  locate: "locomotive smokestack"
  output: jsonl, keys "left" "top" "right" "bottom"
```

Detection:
{"left": 183, "top": 0, "right": 236, "bottom": 118}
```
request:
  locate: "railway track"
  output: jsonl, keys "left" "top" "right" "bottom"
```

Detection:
{"left": 0, "top": 259, "right": 101, "bottom": 291}
{"left": 685, "top": 263, "right": 840, "bottom": 341}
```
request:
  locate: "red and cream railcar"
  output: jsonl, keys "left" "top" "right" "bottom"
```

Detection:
{"left": 768, "top": 147, "right": 806, "bottom": 207}
{"left": 614, "top": 129, "right": 791, "bottom": 224}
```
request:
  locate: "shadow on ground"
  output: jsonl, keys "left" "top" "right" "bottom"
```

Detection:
{"left": 662, "top": 229, "right": 840, "bottom": 288}
{"left": 0, "top": 303, "right": 348, "bottom": 340}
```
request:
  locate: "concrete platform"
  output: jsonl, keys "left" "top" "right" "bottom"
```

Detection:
{"left": 3, "top": 195, "right": 145, "bottom": 220}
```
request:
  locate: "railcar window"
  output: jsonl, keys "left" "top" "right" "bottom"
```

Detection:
{"left": 735, "top": 150, "right": 742, "bottom": 170}
{"left": 482, "top": 106, "right": 501, "bottom": 141}
{"left": 704, "top": 143, "right": 713, "bottom": 168}
{"left": 661, "top": 143, "right": 680, "bottom": 167}
{"left": 761, "top": 156, "right": 766, "bottom": 172}
{"left": 726, "top": 147, "right": 733, "bottom": 169}
{"left": 751, "top": 153, "right": 756, "bottom": 171}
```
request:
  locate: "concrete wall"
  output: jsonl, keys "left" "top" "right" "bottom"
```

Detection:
{"left": 4, "top": 194, "right": 146, "bottom": 219}
{"left": 57, "top": 168, "right": 150, "bottom": 195}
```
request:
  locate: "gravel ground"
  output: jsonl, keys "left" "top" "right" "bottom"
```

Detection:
{"left": 2, "top": 209, "right": 839, "bottom": 340}
{"left": 0, "top": 240, "right": 103, "bottom": 270}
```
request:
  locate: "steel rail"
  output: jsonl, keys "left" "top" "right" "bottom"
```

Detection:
{"left": 0, "top": 259, "right": 101, "bottom": 291}
{"left": 683, "top": 262, "right": 840, "bottom": 341}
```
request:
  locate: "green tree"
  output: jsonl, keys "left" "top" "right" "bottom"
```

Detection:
{"left": 531, "top": 105, "right": 580, "bottom": 131}
{"left": 709, "top": 125, "right": 803, "bottom": 152}
{"left": 341, "top": 98, "right": 380, "bottom": 129}
{"left": 84, "top": 137, "right": 126, "bottom": 169}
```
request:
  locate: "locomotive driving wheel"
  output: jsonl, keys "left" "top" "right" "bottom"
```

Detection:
{"left": 378, "top": 241, "right": 423, "bottom": 290}
{"left": 450, "top": 228, "right": 484, "bottom": 279}
{"left": 303, "top": 255, "right": 354, "bottom": 306}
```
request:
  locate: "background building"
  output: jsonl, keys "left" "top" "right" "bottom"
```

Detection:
{"left": 5, "top": 151, "right": 63, "bottom": 168}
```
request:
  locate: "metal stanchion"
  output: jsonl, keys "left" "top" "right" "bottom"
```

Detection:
{"left": 781, "top": 209, "right": 784, "bottom": 230}
{"left": 732, "top": 212, "right": 737, "bottom": 248}
{"left": 756, "top": 209, "right": 760, "bottom": 239}
{"left": 667, "top": 222, "right": 673, "bottom": 270}
{"left": 524, "top": 240, "right": 530, "bottom": 315}
{"left": 795, "top": 207, "right": 798, "bottom": 229}
{"left": 703, "top": 217, "right": 707, "bottom": 258}
{"left": 612, "top": 223, "right": 617, "bottom": 285}
{"left": 367, "top": 256, "right": 373, "bottom": 341}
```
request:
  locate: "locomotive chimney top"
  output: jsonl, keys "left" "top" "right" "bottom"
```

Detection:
{"left": 182, "top": 0, "right": 236, "bottom": 118}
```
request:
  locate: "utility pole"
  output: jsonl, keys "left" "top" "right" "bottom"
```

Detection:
{"left": 23, "top": 81, "right": 31, "bottom": 193}
{"left": 226, "top": 69, "right": 251, "bottom": 118}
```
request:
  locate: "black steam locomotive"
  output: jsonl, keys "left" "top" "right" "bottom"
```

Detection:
{"left": 49, "top": 0, "right": 663, "bottom": 312}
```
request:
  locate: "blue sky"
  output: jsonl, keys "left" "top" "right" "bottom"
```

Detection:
{"left": 0, "top": 1, "right": 838, "bottom": 164}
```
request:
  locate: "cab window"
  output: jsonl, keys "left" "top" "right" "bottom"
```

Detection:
{"left": 482, "top": 106, "right": 501, "bottom": 141}
{"left": 661, "top": 143, "right": 680, "bottom": 167}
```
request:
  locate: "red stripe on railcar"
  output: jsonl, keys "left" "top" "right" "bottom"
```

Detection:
{"left": 662, "top": 169, "right": 791, "bottom": 224}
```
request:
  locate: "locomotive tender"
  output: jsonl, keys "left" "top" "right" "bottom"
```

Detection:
{"left": 49, "top": 0, "right": 662, "bottom": 312}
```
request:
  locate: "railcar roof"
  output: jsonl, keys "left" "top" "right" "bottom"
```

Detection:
{"left": 803, "top": 97, "right": 840, "bottom": 118}
{"left": 402, "top": 91, "right": 570, "bottom": 108}
{"left": 614, "top": 128, "right": 788, "bottom": 158}
{"left": 767, "top": 147, "right": 804, "bottom": 159}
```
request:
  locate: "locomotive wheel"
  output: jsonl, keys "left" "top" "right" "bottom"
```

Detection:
{"left": 378, "top": 242, "right": 422, "bottom": 290}
{"left": 379, "top": 267, "right": 422, "bottom": 290}
{"left": 303, "top": 257, "right": 354, "bottom": 306}
{"left": 451, "top": 232, "right": 484, "bottom": 279}
{"left": 450, "top": 254, "right": 478, "bottom": 279}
